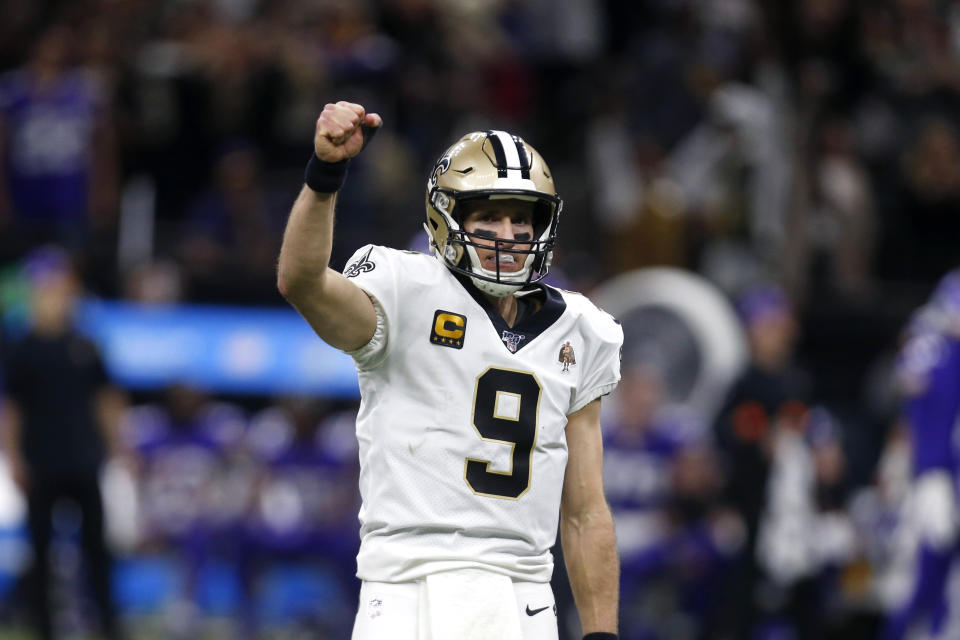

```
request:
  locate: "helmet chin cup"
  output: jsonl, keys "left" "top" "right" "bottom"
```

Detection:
{"left": 462, "top": 243, "right": 531, "bottom": 298}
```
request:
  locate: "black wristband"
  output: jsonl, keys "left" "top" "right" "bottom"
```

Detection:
{"left": 583, "top": 634, "right": 618, "bottom": 640}
{"left": 304, "top": 154, "right": 349, "bottom": 193}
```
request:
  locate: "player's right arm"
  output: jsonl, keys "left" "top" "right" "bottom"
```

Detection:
{"left": 277, "top": 102, "right": 382, "bottom": 351}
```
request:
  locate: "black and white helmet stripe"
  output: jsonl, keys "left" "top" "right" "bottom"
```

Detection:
{"left": 486, "top": 130, "right": 531, "bottom": 180}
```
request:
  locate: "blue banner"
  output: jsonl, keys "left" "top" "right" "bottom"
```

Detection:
{"left": 73, "top": 301, "right": 360, "bottom": 397}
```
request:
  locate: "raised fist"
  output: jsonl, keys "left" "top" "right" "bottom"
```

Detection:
{"left": 314, "top": 101, "right": 382, "bottom": 163}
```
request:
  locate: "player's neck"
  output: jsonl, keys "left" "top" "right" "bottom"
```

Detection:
{"left": 484, "top": 291, "right": 519, "bottom": 327}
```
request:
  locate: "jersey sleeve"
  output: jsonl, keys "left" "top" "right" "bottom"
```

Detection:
{"left": 340, "top": 245, "right": 399, "bottom": 371}
{"left": 569, "top": 305, "right": 623, "bottom": 415}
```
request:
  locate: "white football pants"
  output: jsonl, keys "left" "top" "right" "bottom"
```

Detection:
{"left": 351, "top": 570, "right": 559, "bottom": 640}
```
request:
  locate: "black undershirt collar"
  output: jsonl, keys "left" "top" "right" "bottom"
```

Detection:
{"left": 454, "top": 273, "right": 567, "bottom": 353}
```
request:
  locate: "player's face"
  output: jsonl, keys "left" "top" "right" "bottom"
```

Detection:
{"left": 749, "top": 311, "right": 797, "bottom": 367}
{"left": 31, "top": 270, "right": 78, "bottom": 326}
{"left": 461, "top": 199, "right": 536, "bottom": 273}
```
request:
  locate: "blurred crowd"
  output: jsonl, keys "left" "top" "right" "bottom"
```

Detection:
{"left": 0, "top": 0, "right": 957, "bottom": 304}
{"left": 111, "top": 386, "right": 363, "bottom": 638}
{"left": 0, "top": 0, "right": 959, "bottom": 638}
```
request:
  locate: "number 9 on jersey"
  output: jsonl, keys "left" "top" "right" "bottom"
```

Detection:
{"left": 465, "top": 367, "right": 542, "bottom": 499}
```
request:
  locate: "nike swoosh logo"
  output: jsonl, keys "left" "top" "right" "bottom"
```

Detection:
{"left": 525, "top": 604, "right": 549, "bottom": 616}
{"left": 408, "top": 440, "right": 425, "bottom": 455}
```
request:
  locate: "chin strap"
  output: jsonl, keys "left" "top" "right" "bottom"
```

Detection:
{"left": 583, "top": 634, "right": 618, "bottom": 640}
{"left": 470, "top": 274, "right": 522, "bottom": 298}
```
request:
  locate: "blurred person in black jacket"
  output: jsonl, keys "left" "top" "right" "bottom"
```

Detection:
{"left": 710, "top": 284, "right": 811, "bottom": 639}
{"left": 0, "top": 247, "right": 125, "bottom": 640}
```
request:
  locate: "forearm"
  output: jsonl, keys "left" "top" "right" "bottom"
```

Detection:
{"left": 277, "top": 102, "right": 380, "bottom": 350}
{"left": 277, "top": 186, "right": 338, "bottom": 301}
{"left": 96, "top": 387, "right": 128, "bottom": 458}
{"left": 0, "top": 400, "right": 27, "bottom": 490}
{"left": 561, "top": 503, "right": 619, "bottom": 633}
{"left": 0, "top": 400, "right": 22, "bottom": 459}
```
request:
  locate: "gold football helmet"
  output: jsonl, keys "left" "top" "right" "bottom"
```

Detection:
{"left": 424, "top": 130, "right": 562, "bottom": 297}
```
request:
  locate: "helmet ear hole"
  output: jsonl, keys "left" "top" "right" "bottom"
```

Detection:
{"left": 533, "top": 201, "right": 552, "bottom": 236}
{"left": 532, "top": 249, "right": 553, "bottom": 274}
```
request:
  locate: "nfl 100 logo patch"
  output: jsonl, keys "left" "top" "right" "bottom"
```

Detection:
{"left": 501, "top": 330, "right": 526, "bottom": 353}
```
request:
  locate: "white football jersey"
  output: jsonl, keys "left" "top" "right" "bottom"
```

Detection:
{"left": 341, "top": 245, "right": 622, "bottom": 583}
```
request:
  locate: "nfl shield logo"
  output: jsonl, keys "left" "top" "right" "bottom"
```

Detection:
{"left": 501, "top": 330, "right": 526, "bottom": 353}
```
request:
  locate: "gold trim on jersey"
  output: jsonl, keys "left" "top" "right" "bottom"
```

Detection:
{"left": 493, "top": 391, "right": 522, "bottom": 421}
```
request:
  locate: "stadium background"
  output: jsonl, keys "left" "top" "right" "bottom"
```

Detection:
{"left": 0, "top": 0, "right": 958, "bottom": 638}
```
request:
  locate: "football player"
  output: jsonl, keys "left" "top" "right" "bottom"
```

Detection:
{"left": 277, "top": 101, "right": 622, "bottom": 640}
{"left": 884, "top": 270, "right": 960, "bottom": 640}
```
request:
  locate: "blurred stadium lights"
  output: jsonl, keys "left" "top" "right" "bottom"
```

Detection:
{"left": 67, "top": 300, "right": 360, "bottom": 396}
